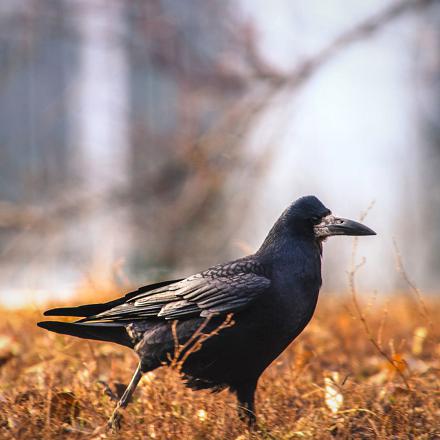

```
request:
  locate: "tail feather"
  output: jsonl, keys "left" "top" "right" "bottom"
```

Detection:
{"left": 43, "top": 279, "right": 182, "bottom": 318}
{"left": 37, "top": 321, "right": 133, "bottom": 348}
{"left": 44, "top": 302, "right": 122, "bottom": 318}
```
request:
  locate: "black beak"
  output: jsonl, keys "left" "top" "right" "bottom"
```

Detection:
{"left": 314, "top": 215, "right": 376, "bottom": 238}
{"left": 327, "top": 217, "right": 376, "bottom": 236}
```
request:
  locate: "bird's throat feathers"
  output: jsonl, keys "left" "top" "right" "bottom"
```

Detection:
{"left": 257, "top": 219, "right": 323, "bottom": 279}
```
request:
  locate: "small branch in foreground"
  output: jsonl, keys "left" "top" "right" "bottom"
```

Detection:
{"left": 348, "top": 203, "right": 411, "bottom": 389}
{"left": 169, "top": 314, "right": 235, "bottom": 373}
{"left": 392, "top": 238, "right": 433, "bottom": 334}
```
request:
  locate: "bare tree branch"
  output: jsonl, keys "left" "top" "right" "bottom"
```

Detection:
{"left": 259, "top": 0, "right": 435, "bottom": 88}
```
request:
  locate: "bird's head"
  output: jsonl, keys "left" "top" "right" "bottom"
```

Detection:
{"left": 285, "top": 196, "right": 376, "bottom": 239}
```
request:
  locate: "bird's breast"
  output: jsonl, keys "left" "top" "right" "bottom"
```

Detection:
{"left": 261, "top": 250, "right": 322, "bottom": 345}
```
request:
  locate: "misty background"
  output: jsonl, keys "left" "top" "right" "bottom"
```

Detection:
{"left": 1, "top": 0, "right": 439, "bottom": 307}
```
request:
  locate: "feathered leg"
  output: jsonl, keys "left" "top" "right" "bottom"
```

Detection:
{"left": 236, "top": 379, "right": 257, "bottom": 428}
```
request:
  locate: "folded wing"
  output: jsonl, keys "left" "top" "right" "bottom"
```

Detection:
{"left": 80, "top": 263, "right": 271, "bottom": 322}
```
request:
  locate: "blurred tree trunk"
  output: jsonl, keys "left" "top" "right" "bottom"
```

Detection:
{"left": 125, "top": 0, "right": 253, "bottom": 276}
{"left": 0, "top": 1, "right": 77, "bottom": 203}
{"left": 417, "top": 1, "right": 440, "bottom": 289}
{"left": 0, "top": 0, "right": 79, "bottom": 257}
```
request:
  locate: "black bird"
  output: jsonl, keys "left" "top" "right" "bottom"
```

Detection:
{"left": 38, "top": 196, "right": 375, "bottom": 427}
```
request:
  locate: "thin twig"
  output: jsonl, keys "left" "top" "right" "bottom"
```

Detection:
{"left": 392, "top": 238, "right": 433, "bottom": 333}
{"left": 348, "top": 203, "right": 411, "bottom": 389}
{"left": 169, "top": 316, "right": 213, "bottom": 369}
{"left": 169, "top": 314, "right": 235, "bottom": 373}
{"left": 377, "top": 299, "right": 390, "bottom": 349}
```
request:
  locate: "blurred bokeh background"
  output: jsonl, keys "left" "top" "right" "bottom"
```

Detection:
{"left": 1, "top": 0, "right": 439, "bottom": 307}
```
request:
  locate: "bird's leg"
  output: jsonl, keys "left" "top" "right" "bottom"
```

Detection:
{"left": 107, "top": 363, "right": 143, "bottom": 430}
{"left": 236, "top": 380, "right": 257, "bottom": 429}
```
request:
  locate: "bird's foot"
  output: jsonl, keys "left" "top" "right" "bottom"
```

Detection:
{"left": 238, "top": 407, "right": 257, "bottom": 430}
{"left": 107, "top": 408, "right": 123, "bottom": 431}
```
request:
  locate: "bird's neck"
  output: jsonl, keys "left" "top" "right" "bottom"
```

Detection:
{"left": 257, "top": 218, "right": 317, "bottom": 260}
{"left": 256, "top": 218, "right": 322, "bottom": 285}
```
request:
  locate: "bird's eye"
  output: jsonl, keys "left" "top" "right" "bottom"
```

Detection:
{"left": 311, "top": 216, "right": 321, "bottom": 224}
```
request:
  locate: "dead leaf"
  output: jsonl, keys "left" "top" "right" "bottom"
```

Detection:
{"left": 196, "top": 409, "right": 207, "bottom": 422}
{"left": 412, "top": 327, "right": 428, "bottom": 356}
{"left": 324, "top": 372, "right": 343, "bottom": 414}
{"left": 384, "top": 353, "right": 407, "bottom": 376}
{"left": 0, "top": 335, "right": 19, "bottom": 367}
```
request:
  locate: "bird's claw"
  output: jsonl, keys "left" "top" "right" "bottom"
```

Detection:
{"left": 107, "top": 411, "right": 123, "bottom": 431}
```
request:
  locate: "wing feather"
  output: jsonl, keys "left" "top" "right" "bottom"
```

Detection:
{"left": 82, "top": 260, "right": 270, "bottom": 322}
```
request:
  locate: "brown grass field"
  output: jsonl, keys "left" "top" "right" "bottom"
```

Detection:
{"left": 0, "top": 287, "right": 439, "bottom": 439}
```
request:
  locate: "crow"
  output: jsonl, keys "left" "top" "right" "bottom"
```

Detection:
{"left": 38, "top": 195, "right": 375, "bottom": 428}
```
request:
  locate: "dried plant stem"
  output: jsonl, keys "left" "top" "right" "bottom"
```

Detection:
{"left": 392, "top": 238, "right": 433, "bottom": 334}
{"left": 377, "top": 299, "right": 389, "bottom": 349}
{"left": 348, "top": 204, "right": 411, "bottom": 389}
{"left": 170, "top": 314, "right": 235, "bottom": 372}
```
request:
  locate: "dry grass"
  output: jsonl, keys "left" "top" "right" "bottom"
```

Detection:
{"left": 4, "top": 206, "right": 438, "bottom": 439}
{"left": 0, "top": 290, "right": 439, "bottom": 440}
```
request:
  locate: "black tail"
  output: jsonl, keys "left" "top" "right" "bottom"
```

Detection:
{"left": 43, "top": 279, "right": 182, "bottom": 318}
{"left": 37, "top": 321, "right": 134, "bottom": 348}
